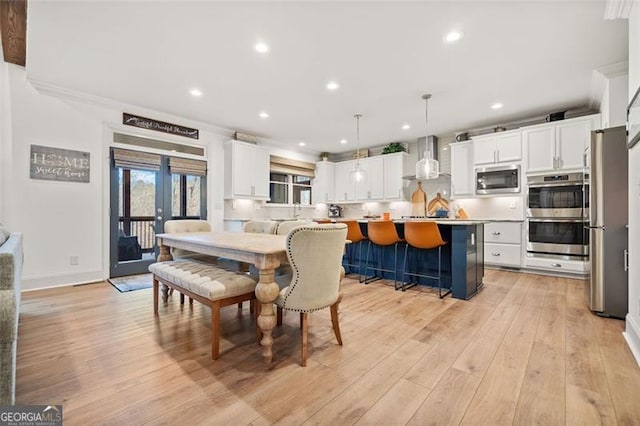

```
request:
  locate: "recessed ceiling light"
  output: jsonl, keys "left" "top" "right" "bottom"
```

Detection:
{"left": 254, "top": 42, "right": 270, "bottom": 53}
{"left": 189, "top": 88, "right": 203, "bottom": 97}
{"left": 491, "top": 103, "right": 504, "bottom": 110}
{"left": 444, "top": 31, "right": 463, "bottom": 43}
{"left": 259, "top": 111, "right": 269, "bottom": 118}
{"left": 326, "top": 81, "right": 339, "bottom": 91}
{"left": 298, "top": 142, "right": 306, "bottom": 147}
{"left": 402, "top": 124, "right": 411, "bottom": 130}
{"left": 340, "top": 139, "right": 348, "bottom": 144}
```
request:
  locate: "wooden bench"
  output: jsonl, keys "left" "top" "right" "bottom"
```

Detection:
{"left": 149, "top": 260, "right": 258, "bottom": 359}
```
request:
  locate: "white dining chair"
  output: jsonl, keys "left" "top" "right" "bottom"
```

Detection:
{"left": 274, "top": 223, "right": 347, "bottom": 366}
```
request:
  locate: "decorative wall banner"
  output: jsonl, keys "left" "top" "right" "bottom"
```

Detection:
{"left": 123, "top": 113, "right": 199, "bottom": 139}
{"left": 30, "top": 145, "right": 90, "bottom": 183}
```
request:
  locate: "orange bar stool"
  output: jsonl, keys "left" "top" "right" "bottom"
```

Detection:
{"left": 402, "top": 221, "right": 449, "bottom": 297}
{"left": 340, "top": 220, "right": 367, "bottom": 278}
{"left": 363, "top": 220, "right": 404, "bottom": 288}
{"left": 314, "top": 219, "right": 332, "bottom": 224}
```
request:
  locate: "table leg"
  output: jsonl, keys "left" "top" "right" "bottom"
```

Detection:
{"left": 255, "top": 268, "right": 280, "bottom": 364}
{"left": 158, "top": 242, "right": 173, "bottom": 302}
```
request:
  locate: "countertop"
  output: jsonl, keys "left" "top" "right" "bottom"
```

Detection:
{"left": 357, "top": 218, "right": 489, "bottom": 225}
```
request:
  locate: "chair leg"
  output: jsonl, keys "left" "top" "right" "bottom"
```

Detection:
{"left": 277, "top": 306, "right": 283, "bottom": 326}
{"left": 237, "top": 302, "right": 243, "bottom": 310}
{"left": 330, "top": 302, "right": 343, "bottom": 345}
{"left": 180, "top": 292, "right": 185, "bottom": 305}
{"left": 211, "top": 301, "right": 221, "bottom": 360}
{"left": 250, "top": 299, "right": 255, "bottom": 314}
{"left": 153, "top": 277, "right": 159, "bottom": 315}
{"left": 300, "top": 312, "right": 308, "bottom": 367}
{"left": 189, "top": 297, "right": 193, "bottom": 305}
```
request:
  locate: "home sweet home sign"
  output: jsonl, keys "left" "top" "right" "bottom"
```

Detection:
{"left": 30, "top": 145, "right": 90, "bottom": 183}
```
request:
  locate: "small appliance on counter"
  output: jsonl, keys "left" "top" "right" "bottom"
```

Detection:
{"left": 328, "top": 204, "right": 342, "bottom": 218}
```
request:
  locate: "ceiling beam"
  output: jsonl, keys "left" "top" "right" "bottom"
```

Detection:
{"left": 0, "top": 0, "right": 27, "bottom": 67}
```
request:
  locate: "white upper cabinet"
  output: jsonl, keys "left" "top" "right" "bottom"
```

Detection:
{"left": 382, "top": 152, "right": 408, "bottom": 201}
{"left": 472, "top": 130, "right": 522, "bottom": 165}
{"left": 524, "top": 114, "right": 599, "bottom": 174}
{"left": 312, "top": 161, "right": 335, "bottom": 204}
{"left": 450, "top": 141, "right": 475, "bottom": 197}
{"left": 334, "top": 160, "right": 357, "bottom": 202}
{"left": 356, "top": 156, "right": 384, "bottom": 201}
{"left": 224, "top": 140, "right": 269, "bottom": 200}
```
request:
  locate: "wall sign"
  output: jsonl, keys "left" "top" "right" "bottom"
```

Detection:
{"left": 123, "top": 113, "right": 199, "bottom": 139}
{"left": 30, "top": 145, "right": 90, "bottom": 183}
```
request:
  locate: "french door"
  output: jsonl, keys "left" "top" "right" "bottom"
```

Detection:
{"left": 109, "top": 148, "right": 207, "bottom": 277}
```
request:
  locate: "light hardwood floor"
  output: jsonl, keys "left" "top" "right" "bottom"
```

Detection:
{"left": 16, "top": 270, "right": 640, "bottom": 425}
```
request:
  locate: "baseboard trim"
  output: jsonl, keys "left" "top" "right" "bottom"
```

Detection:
{"left": 623, "top": 314, "right": 640, "bottom": 367}
{"left": 21, "top": 270, "right": 105, "bottom": 292}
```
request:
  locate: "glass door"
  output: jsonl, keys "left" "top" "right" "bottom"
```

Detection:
{"left": 110, "top": 149, "right": 207, "bottom": 277}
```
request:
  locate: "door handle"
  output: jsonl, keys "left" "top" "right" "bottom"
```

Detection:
{"left": 624, "top": 249, "right": 629, "bottom": 272}
{"left": 492, "top": 231, "right": 501, "bottom": 236}
{"left": 551, "top": 263, "right": 562, "bottom": 268}
{"left": 156, "top": 216, "right": 163, "bottom": 221}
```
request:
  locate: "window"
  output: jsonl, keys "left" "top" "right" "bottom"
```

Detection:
{"left": 171, "top": 174, "right": 202, "bottom": 218}
{"left": 268, "top": 173, "right": 312, "bottom": 205}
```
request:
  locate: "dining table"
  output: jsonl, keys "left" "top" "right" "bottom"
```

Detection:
{"left": 155, "top": 231, "right": 288, "bottom": 364}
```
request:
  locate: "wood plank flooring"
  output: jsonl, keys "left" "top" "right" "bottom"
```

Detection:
{"left": 15, "top": 270, "right": 640, "bottom": 425}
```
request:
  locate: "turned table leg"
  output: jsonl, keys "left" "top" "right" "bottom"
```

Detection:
{"left": 255, "top": 267, "right": 280, "bottom": 364}
{"left": 157, "top": 241, "right": 173, "bottom": 302}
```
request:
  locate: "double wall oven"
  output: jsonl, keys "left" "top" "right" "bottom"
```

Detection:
{"left": 526, "top": 172, "right": 589, "bottom": 259}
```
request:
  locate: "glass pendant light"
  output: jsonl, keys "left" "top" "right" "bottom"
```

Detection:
{"left": 415, "top": 94, "right": 440, "bottom": 179}
{"left": 349, "top": 114, "right": 367, "bottom": 183}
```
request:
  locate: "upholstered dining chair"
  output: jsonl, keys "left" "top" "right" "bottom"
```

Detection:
{"left": 274, "top": 223, "right": 348, "bottom": 366}
{"left": 164, "top": 219, "right": 211, "bottom": 260}
{"left": 275, "top": 220, "right": 315, "bottom": 236}
{"left": 243, "top": 220, "right": 278, "bottom": 234}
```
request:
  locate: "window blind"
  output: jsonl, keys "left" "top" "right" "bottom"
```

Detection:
{"left": 112, "top": 148, "right": 161, "bottom": 171}
{"left": 169, "top": 157, "right": 207, "bottom": 176}
{"left": 270, "top": 155, "right": 315, "bottom": 178}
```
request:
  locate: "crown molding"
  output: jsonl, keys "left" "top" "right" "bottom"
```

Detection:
{"left": 27, "top": 77, "right": 235, "bottom": 139}
{"left": 604, "top": 0, "right": 634, "bottom": 19}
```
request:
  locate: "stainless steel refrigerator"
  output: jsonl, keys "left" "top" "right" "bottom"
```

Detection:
{"left": 587, "top": 126, "right": 629, "bottom": 319}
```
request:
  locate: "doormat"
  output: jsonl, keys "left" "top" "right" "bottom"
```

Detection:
{"left": 109, "top": 273, "right": 153, "bottom": 293}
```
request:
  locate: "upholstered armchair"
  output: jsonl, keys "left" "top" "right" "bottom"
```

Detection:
{"left": 274, "top": 223, "right": 347, "bottom": 366}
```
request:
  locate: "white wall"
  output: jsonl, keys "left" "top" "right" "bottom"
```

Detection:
{"left": 0, "top": 51, "right": 9, "bottom": 223}
{"left": 600, "top": 73, "right": 629, "bottom": 128}
{"left": 625, "top": 2, "right": 640, "bottom": 366}
{"left": 4, "top": 66, "right": 233, "bottom": 290}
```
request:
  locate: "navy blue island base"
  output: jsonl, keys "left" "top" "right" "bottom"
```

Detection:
{"left": 345, "top": 220, "right": 485, "bottom": 300}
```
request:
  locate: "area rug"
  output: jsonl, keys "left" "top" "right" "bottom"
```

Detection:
{"left": 108, "top": 273, "right": 153, "bottom": 293}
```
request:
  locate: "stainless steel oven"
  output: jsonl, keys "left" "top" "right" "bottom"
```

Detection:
{"left": 526, "top": 172, "right": 589, "bottom": 258}
{"left": 527, "top": 172, "right": 587, "bottom": 219}
{"left": 475, "top": 164, "right": 520, "bottom": 195}
{"left": 527, "top": 218, "right": 589, "bottom": 257}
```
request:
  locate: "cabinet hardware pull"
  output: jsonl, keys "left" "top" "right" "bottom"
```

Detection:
{"left": 492, "top": 232, "right": 501, "bottom": 236}
{"left": 551, "top": 263, "right": 562, "bottom": 267}
{"left": 492, "top": 252, "right": 501, "bottom": 256}
{"left": 624, "top": 249, "right": 629, "bottom": 272}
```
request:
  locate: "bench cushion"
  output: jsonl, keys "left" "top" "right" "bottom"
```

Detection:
{"left": 149, "top": 260, "right": 257, "bottom": 301}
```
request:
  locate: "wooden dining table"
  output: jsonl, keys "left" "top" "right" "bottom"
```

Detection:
{"left": 155, "top": 231, "right": 288, "bottom": 364}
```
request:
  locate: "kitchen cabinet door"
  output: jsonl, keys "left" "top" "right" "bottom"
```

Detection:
{"left": 312, "top": 161, "right": 335, "bottom": 204}
{"left": 224, "top": 140, "right": 270, "bottom": 199}
{"left": 451, "top": 141, "right": 474, "bottom": 197}
{"left": 383, "top": 153, "right": 407, "bottom": 200}
{"left": 357, "top": 156, "right": 384, "bottom": 201}
{"left": 473, "top": 135, "right": 497, "bottom": 165}
{"left": 496, "top": 132, "right": 522, "bottom": 163}
{"left": 334, "top": 161, "right": 356, "bottom": 202}
{"left": 525, "top": 126, "right": 555, "bottom": 173}
{"left": 556, "top": 119, "right": 591, "bottom": 171}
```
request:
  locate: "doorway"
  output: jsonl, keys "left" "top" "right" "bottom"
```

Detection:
{"left": 109, "top": 148, "right": 207, "bottom": 277}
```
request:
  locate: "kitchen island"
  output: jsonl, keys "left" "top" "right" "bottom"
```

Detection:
{"left": 353, "top": 219, "right": 486, "bottom": 300}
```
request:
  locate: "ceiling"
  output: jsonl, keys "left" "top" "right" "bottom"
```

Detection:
{"left": 26, "top": 1, "right": 627, "bottom": 154}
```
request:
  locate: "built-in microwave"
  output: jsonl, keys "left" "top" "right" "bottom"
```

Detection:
{"left": 475, "top": 165, "right": 520, "bottom": 195}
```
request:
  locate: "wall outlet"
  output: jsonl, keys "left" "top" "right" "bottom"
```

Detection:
{"left": 70, "top": 256, "right": 79, "bottom": 266}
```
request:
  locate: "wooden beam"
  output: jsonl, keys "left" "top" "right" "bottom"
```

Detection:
{"left": 0, "top": 0, "right": 27, "bottom": 67}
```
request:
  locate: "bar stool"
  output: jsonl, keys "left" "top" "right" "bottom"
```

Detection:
{"left": 402, "top": 221, "right": 449, "bottom": 297}
{"left": 340, "top": 220, "right": 367, "bottom": 278}
{"left": 363, "top": 220, "right": 404, "bottom": 288}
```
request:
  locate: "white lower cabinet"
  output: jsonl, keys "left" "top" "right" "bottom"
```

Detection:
{"left": 484, "top": 221, "right": 522, "bottom": 267}
{"left": 524, "top": 256, "right": 588, "bottom": 274}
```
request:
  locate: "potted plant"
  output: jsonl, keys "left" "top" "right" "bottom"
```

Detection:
{"left": 320, "top": 152, "right": 330, "bottom": 161}
{"left": 381, "top": 142, "right": 406, "bottom": 154}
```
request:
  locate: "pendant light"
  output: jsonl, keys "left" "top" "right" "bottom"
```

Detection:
{"left": 415, "top": 94, "right": 440, "bottom": 179}
{"left": 349, "top": 114, "right": 367, "bottom": 183}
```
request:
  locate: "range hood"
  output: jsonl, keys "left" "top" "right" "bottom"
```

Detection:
{"left": 403, "top": 135, "right": 449, "bottom": 180}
